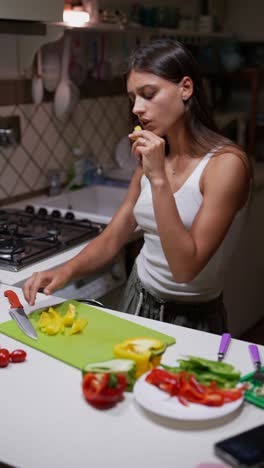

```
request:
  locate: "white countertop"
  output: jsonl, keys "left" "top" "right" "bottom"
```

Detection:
{"left": 0, "top": 284, "right": 263, "bottom": 468}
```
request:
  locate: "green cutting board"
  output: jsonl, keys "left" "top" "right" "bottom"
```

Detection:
{"left": 0, "top": 300, "right": 175, "bottom": 370}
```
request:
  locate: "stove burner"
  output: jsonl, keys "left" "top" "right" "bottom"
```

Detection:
{"left": 0, "top": 208, "right": 106, "bottom": 271}
{"left": 47, "top": 227, "right": 60, "bottom": 242}
{"left": 0, "top": 239, "right": 25, "bottom": 257}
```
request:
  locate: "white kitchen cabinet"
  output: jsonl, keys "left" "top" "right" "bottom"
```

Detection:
{"left": 0, "top": 1, "right": 64, "bottom": 76}
{"left": 0, "top": 0, "right": 63, "bottom": 22}
{"left": 18, "top": 25, "right": 64, "bottom": 76}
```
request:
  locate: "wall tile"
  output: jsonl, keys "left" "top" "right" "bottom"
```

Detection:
{"left": 1, "top": 164, "right": 18, "bottom": 194}
{"left": 33, "top": 106, "right": 50, "bottom": 134}
{"left": 33, "top": 140, "right": 50, "bottom": 169}
{"left": 22, "top": 124, "right": 39, "bottom": 154}
{"left": 10, "top": 147, "right": 28, "bottom": 173}
{"left": 0, "top": 95, "right": 130, "bottom": 202}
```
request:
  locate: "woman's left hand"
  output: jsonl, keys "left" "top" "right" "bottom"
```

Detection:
{"left": 128, "top": 129, "right": 166, "bottom": 183}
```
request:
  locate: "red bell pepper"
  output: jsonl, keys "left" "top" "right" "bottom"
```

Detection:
{"left": 145, "top": 368, "right": 245, "bottom": 407}
{"left": 82, "top": 372, "right": 127, "bottom": 409}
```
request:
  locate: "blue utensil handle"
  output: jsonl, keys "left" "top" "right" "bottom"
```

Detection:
{"left": 249, "top": 344, "right": 261, "bottom": 364}
{"left": 219, "top": 333, "right": 231, "bottom": 355}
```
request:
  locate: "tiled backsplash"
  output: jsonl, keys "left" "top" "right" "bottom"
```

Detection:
{"left": 0, "top": 95, "right": 130, "bottom": 202}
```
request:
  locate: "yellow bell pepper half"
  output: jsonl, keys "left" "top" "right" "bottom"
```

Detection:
{"left": 113, "top": 337, "right": 166, "bottom": 378}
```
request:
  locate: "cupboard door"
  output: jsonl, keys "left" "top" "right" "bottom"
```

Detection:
{"left": 0, "top": 0, "right": 63, "bottom": 22}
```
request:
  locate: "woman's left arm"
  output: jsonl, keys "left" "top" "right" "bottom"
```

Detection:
{"left": 151, "top": 152, "right": 250, "bottom": 283}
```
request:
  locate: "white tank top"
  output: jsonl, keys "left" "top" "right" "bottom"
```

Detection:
{"left": 134, "top": 149, "right": 249, "bottom": 302}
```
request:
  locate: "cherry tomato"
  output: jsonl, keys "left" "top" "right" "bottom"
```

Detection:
{"left": 10, "top": 349, "right": 27, "bottom": 363}
{"left": 0, "top": 349, "right": 10, "bottom": 367}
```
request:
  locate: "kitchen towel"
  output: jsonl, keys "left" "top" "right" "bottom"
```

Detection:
{"left": 240, "top": 370, "right": 264, "bottom": 409}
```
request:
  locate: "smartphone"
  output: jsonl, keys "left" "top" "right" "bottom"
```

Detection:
{"left": 214, "top": 424, "right": 264, "bottom": 467}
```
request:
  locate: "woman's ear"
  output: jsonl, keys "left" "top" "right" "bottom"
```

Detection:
{"left": 181, "top": 76, "right": 193, "bottom": 101}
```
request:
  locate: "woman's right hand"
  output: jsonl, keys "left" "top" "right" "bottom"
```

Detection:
{"left": 128, "top": 129, "right": 166, "bottom": 183}
{"left": 23, "top": 265, "right": 71, "bottom": 306}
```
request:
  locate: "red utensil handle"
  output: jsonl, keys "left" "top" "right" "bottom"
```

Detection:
{"left": 4, "top": 290, "right": 23, "bottom": 308}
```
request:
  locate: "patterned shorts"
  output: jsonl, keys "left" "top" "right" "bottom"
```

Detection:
{"left": 118, "top": 263, "right": 228, "bottom": 335}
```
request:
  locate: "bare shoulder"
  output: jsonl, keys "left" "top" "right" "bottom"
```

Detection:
{"left": 201, "top": 149, "right": 251, "bottom": 208}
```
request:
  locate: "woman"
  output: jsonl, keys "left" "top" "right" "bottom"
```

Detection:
{"left": 23, "top": 38, "right": 251, "bottom": 334}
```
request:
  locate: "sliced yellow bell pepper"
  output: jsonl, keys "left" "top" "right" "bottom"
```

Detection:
{"left": 37, "top": 311, "right": 51, "bottom": 329}
{"left": 113, "top": 337, "right": 166, "bottom": 378}
{"left": 69, "top": 318, "right": 88, "bottom": 336}
{"left": 37, "top": 307, "right": 64, "bottom": 335}
{"left": 63, "top": 303, "right": 76, "bottom": 326}
{"left": 43, "top": 307, "right": 64, "bottom": 335}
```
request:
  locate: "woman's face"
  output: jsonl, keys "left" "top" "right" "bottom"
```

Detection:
{"left": 127, "top": 70, "right": 191, "bottom": 136}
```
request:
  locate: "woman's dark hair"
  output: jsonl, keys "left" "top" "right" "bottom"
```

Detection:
{"left": 127, "top": 38, "right": 246, "bottom": 161}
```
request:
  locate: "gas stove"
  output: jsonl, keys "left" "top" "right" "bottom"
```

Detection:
{"left": 0, "top": 206, "right": 105, "bottom": 272}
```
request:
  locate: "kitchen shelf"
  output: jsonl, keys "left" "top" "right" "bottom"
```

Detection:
{"left": 0, "top": 22, "right": 231, "bottom": 107}
{"left": 61, "top": 21, "right": 231, "bottom": 41}
{"left": 0, "top": 76, "right": 126, "bottom": 106}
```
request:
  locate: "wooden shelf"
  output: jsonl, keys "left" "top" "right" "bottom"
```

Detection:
{"left": 56, "top": 20, "right": 230, "bottom": 40}
{"left": 0, "top": 23, "right": 230, "bottom": 107}
{"left": 59, "top": 22, "right": 232, "bottom": 43}
{"left": 0, "top": 76, "right": 126, "bottom": 106}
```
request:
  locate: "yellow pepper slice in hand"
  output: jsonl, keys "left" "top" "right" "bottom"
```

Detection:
{"left": 113, "top": 337, "right": 166, "bottom": 378}
{"left": 131, "top": 125, "right": 142, "bottom": 141}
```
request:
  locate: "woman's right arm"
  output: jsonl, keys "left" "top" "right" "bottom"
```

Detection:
{"left": 23, "top": 167, "right": 142, "bottom": 305}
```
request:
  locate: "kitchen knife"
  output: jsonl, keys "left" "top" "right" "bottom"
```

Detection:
{"left": 217, "top": 333, "right": 231, "bottom": 361}
{"left": 4, "top": 290, "right": 38, "bottom": 340}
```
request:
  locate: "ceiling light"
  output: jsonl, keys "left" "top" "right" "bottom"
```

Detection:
{"left": 63, "top": 6, "right": 90, "bottom": 27}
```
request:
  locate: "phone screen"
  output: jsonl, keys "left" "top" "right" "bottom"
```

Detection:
{"left": 214, "top": 424, "right": 264, "bottom": 467}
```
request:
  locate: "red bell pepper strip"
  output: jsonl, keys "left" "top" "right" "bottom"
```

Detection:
{"left": 189, "top": 375, "right": 206, "bottom": 394}
{"left": 145, "top": 368, "right": 245, "bottom": 407}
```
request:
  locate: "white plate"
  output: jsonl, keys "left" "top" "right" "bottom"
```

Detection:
{"left": 133, "top": 372, "right": 244, "bottom": 421}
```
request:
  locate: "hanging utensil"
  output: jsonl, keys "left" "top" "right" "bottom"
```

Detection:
{"left": 54, "top": 33, "right": 79, "bottom": 120}
{"left": 42, "top": 40, "right": 61, "bottom": 92}
{"left": 31, "top": 47, "right": 44, "bottom": 105}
